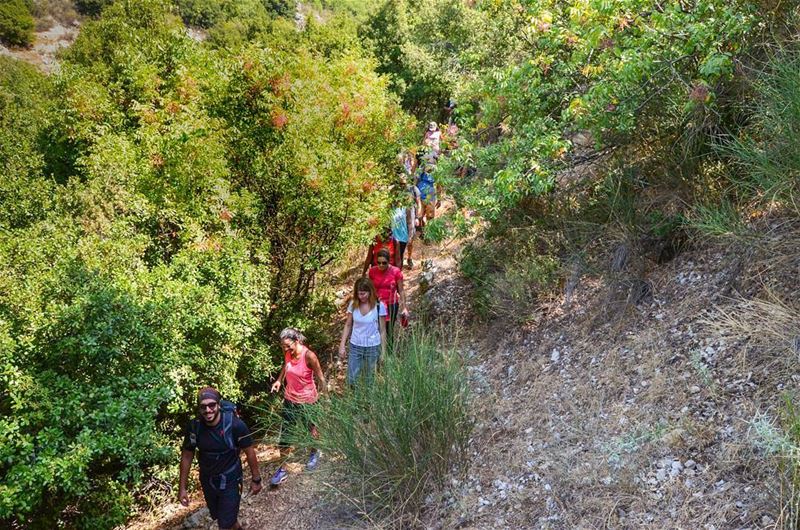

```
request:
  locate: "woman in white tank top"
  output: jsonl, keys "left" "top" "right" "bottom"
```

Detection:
{"left": 338, "top": 277, "right": 387, "bottom": 385}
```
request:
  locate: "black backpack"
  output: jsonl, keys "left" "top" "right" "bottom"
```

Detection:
{"left": 188, "top": 399, "right": 239, "bottom": 452}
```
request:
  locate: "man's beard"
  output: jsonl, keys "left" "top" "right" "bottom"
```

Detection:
{"left": 202, "top": 410, "right": 220, "bottom": 425}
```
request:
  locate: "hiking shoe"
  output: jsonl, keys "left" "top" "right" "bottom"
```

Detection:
{"left": 306, "top": 449, "right": 320, "bottom": 471}
{"left": 269, "top": 466, "right": 288, "bottom": 486}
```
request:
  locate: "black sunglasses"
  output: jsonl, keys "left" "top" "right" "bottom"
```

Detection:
{"left": 198, "top": 402, "right": 219, "bottom": 411}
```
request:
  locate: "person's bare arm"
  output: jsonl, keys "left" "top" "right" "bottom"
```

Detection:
{"left": 362, "top": 246, "right": 374, "bottom": 276}
{"left": 397, "top": 278, "right": 408, "bottom": 315}
{"left": 306, "top": 350, "right": 328, "bottom": 393}
{"left": 243, "top": 446, "right": 262, "bottom": 495}
{"left": 271, "top": 363, "right": 287, "bottom": 393}
{"left": 178, "top": 449, "right": 194, "bottom": 506}
{"left": 379, "top": 310, "right": 387, "bottom": 357}
{"left": 339, "top": 312, "right": 353, "bottom": 358}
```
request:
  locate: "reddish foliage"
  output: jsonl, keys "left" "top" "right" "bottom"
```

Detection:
{"left": 269, "top": 73, "right": 292, "bottom": 97}
{"left": 689, "top": 83, "right": 709, "bottom": 103}
{"left": 247, "top": 81, "right": 264, "bottom": 99}
{"left": 271, "top": 110, "right": 289, "bottom": 129}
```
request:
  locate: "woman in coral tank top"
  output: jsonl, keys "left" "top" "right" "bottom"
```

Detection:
{"left": 269, "top": 328, "right": 327, "bottom": 486}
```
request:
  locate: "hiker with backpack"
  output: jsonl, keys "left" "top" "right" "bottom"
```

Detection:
{"left": 338, "top": 277, "right": 387, "bottom": 385}
{"left": 423, "top": 121, "right": 441, "bottom": 155}
{"left": 178, "top": 387, "right": 262, "bottom": 530}
{"left": 368, "top": 248, "right": 408, "bottom": 337}
{"left": 401, "top": 174, "right": 422, "bottom": 269}
{"left": 362, "top": 229, "right": 399, "bottom": 274}
{"left": 269, "top": 327, "right": 327, "bottom": 486}
{"left": 416, "top": 164, "right": 438, "bottom": 234}
{"left": 390, "top": 198, "right": 414, "bottom": 271}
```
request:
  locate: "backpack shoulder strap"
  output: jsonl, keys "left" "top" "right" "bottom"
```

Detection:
{"left": 221, "top": 410, "right": 235, "bottom": 451}
{"left": 189, "top": 418, "right": 200, "bottom": 450}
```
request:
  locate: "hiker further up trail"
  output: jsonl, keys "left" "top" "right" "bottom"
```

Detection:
{"left": 178, "top": 387, "right": 262, "bottom": 530}
{"left": 416, "top": 164, "right": 438, "bottom": 234}
{"left": 423, "top": 121, "right": 441, "bottom": 157}
{"left": 269, "top": 328, "right": 327, "bottom": 486}
{"left": 391, "top": 195, "right": 415, "bottom": 271}
{"left": 362, "top": 229, "right": 399, "bottom": 273}
{"left": 400, "top": 173, "right": 422, "bottom": 269}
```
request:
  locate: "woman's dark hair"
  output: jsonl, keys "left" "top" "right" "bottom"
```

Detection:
{"left": 376, "top": 248, "right": 391, "bottom": 261}
{"left": 279, "top": 327, "right": 306, "bottom": 344}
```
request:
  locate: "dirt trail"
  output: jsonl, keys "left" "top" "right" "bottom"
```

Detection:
{"left": 127, "top": 203, "right": 464, "bottom": 530}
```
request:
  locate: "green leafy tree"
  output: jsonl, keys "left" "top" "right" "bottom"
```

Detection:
{"left": 0, "top": 1, "right": 412, "bottom": 526}
{"left": 74, "top": 0, "right": 114, "bottom": 16}
{"left": 0, "top": 0, "right": 35, "bottom": 47}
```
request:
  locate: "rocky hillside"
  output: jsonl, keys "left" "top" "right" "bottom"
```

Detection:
{"left": 429, "top": 220, "right": 798, "bottom": 529}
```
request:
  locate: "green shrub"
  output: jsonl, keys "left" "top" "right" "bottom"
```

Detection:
{"left": 301, "top": 329, "right": 472, "bottom": 524}
{"left": 460, "top": 224, "right": 561, "bottom": 321}
{"left": 175, "top": 0, "right": 224, "bottom": 27}
{"left": 0, "top": 0, "right": 35, "bottom": 47}
{"left": 485, "top": 254, "right": 560, "bottom": 322}
{"left": 74, "top": 0, "right": 113, "bottom": 16}
{"left": 0, "top": 1, "right": 412, "bottom": 526}
{"left": 0, "top": 57, "right": 55, "bottom": 229}
{"left": 263, "top": 0, "right": 297, "bottom": 17}
{"left": 688, "top": 200, "right": 749, "bottom": 239}
{"left": 423, "top": 216, "right": 448, "bottom": 244}
{"left": 723, "top": 49, "right": 800, "bottom": 214}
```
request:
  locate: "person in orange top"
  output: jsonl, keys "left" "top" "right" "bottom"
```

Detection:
{"left": 269, "top": 328, "right": 327, "bottom": 485}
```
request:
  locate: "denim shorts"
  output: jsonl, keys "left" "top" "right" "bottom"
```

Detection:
{"left": 347, "top": 343, "right": 381, "bottom": 385}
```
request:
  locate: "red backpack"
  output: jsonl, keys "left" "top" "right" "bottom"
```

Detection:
{"left": 371, "top": 235, "right": 396, "bottom": 267}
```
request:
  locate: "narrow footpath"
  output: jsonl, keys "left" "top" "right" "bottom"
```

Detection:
{"left": 127, "top": 198, "right": 465, "bottom": 530}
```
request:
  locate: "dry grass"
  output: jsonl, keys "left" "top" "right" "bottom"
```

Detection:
{"left": 703, "top": 289, "right": 800, "bottom": 366}
{"left": 438, "top": 217, "right": 800, "bottom": 529}
{"left": 31, "top": 0, "right": 80, "bottom": 29}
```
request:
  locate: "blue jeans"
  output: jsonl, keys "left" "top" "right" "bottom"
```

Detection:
{"left": 347, "top": 343, "right": 380, "bottom": 385}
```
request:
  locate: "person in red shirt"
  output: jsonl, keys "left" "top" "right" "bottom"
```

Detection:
{"left": 368, "top": 248, "right": 409, "bottom": 337}
{"left": 269, "top": 328, "right": 327, "bottom": 486}
{"left": 362, "top": 229, "right": 399, "bottom": 274}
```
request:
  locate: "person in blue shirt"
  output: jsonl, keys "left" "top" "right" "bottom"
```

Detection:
{"left": 416, "top": 165, "right": 437, "bottom": 234}
{"left": 390, "top": 198, "right": 414, "bottom": 269}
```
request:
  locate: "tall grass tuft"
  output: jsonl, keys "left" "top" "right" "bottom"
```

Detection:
{"left": 723, "top": 49, "right": 800, "bottom": 214}
{"left": 303, "top": 328, "right": 472, "bottom": 526}
{"left": 750, "top": 398, "right": 800, "bottom": 528}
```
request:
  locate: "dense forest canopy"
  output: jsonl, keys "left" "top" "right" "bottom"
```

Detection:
{"left": 1, "top": 0, "right": 799, "bottom": 527}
